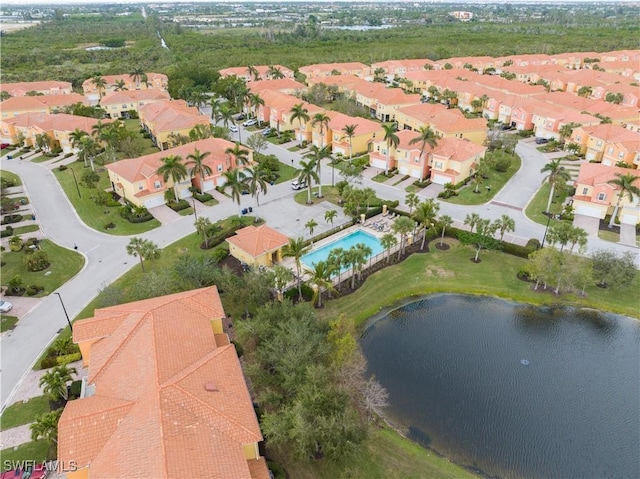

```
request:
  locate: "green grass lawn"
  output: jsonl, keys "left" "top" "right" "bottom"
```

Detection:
{"left": 0, "top": 441, "right": 54, "bottom": 471}
{"left": 1, "top": 315, "right": 19, "bottom": 332}
{"left": 372, "top": 174, "right": 391, "bottom": 183}
{"left": 443, "top": 153, "right": 521, "bottom": 205}
{"left": 288, "top": 145, "right": 303, "bottom": 152}
{"left": 319, "top": 241, "right": 639, "bottom": 325}
{"left": 524, "top": 183, "right": 567, "bottom": 227}
{"left": 293, "top": 186, "right": 342, "bottom": 206}
{"left": 53, "top": 165, "right": 160, "bottom": 235}
{"left": 1, "top": 240, "right": 84, "bottom": 297}
{"left": 1, "top": 396, "right": 50, "bottom": 431}
{"left": 30, "top": 155, "right": 53, "bottom": 164}
{"left": 12, "top": 225, "right": 40, "bottom": 235}
{"left": 597, "top": 228, "right": 640, "bottom": 246}
{"left": 276, "top": 424, "right": 477, "bottom": 479}
{"left": 274, "top": 163, "right": 299, "bottom": 184}
{"left": 0, "top": 170, "right": 22, "bottom": 186}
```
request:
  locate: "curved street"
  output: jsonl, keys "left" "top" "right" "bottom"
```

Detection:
{"left": 1, "top": 137, "right": 638, "bottom": 409}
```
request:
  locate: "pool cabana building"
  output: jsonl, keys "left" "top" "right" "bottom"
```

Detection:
{"left": 226, "top": 224, "right": 290, "bottom": 268}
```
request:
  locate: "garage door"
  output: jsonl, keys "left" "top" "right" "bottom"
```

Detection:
{"left": 370, "top": 158, "right": 387, "bottom": 170}
{"left": 574, "top": 204, "right": 602, "bottom": 218}
{"left": 398, "top": 166, "right": 408, "bottom": 175}
{"left": 202, "top": 180, "right": 214, "bottom": 192}
{"left": 431, "top": 173, "right": 451, "bottom": 185}
{"left": 144, "top": 196, "right": 165, "bottom": 209}
{"left": 333, "top": 146, "right": 346, "bottom": 156}
{"left": 620, "top": 213, "right": 638, "bottom": 225}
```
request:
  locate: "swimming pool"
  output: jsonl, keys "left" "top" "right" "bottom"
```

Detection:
{"left": 301, "top": 229, "right": 384, "bottom": 270}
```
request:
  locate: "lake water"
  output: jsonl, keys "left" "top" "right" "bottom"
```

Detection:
{"left": 360, "top": 294, "right": 640, "bottom": 479}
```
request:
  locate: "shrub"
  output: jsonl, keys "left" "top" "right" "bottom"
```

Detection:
{"left": 413, "top": 179, "right": 431, "bottom": 188}
{"left": 1, "top": 214, "right": 22, "bottom": 225}
{"left": 231, "top": 340, "right": 244, "bottom": 357}
{"left": 40, "top": 356, "right": 58, "bottom": 369}
{"left": 56, "top": 352, "right": 82, "bottom": 366}
{"left": 167, "top": 200, "right": 189, "bottom": 212}
{"left": 284, "top": 283, "right": 314, "bottom": 302}
{"left": 526, "top": 238, "right": 541, "bottom": 250}
{"left": 64, "top": 152, "right": 73, "bottom": 158}
{"left": 518, "top": 129, "right": 535, "bottom": 138}
{"left": 438, "top": 190, "right": 459, "bottom": 199}
{"left": 0, "top": 226, "right": 14, "bottom": 238}
{"left": 211, "top": 248, "right": 228, "bottom": 263}
{"left": 26, "top": 286, "right": 39, "bottom": 296}
{"left": 502, "top": 242, "right": 533, "bottom": 259}
{"left": 194, "top": 192, "right": 213, "bottom": 203}
{"left": 58, "top": 164, "right": 67, "bottom": 171}
{"left": 23, "top": 250, "right": 50, "bottom": 271}
{"left": 8, "top": 235, "right": 23, "bottom": 251}
{"left": 493, "top": 157, "right": 512, "bottom": 172}
{"left": 104, "top": 222, "right": 116, "bottom": 230}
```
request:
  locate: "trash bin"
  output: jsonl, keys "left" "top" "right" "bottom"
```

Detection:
{"left": 31, "top": 214, "right": 36, "bottom": 220}
{"left": 248, "top": 207, "right": 253, "bottom": 213}
{"left": 7, "top": 155, "right": 12, "bottom": 160}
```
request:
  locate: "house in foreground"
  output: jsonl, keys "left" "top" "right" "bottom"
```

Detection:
{"left": 106, "top": 137, "right": 250, "bottom": 208}
{"left": 227, "top": 224, "right": 290, "bottom": 268}
{"left": 58, "top": 287, "right": 269, "bottom": 479}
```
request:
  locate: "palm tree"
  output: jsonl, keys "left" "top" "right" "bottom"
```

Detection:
{"left": 157, "top": 154, "right": 187, "bottom": 202}
{"left": 607, "top": 172, "right": 640, "bottom": 227}
{"left": 438, "top": 215, "right": 453, "bottom": 247}
{"left": 246, "top": 65, "right": 259, "bottom": 81}
{"left": 308, "top": 144, "right": 331, "bottom": 198}
{"left": 219, "top": 103, "right": 237, "bottom": 135}
{"left": 225, "top": 144, "right": 250, "bottom": 167}
{"left": 271, "top": 265, "right": 294, "bottom": 302}
{"left": 464, "top": 212, "right": 481, "bottom": 233}
{"left": 380, "top": 233, "right": 398, "bottom": 263}
{"left": 354, "top": 243, "right": 373, "bottom": 280}
{"left": 311, "top": 112, "right": 331, "bottom": 149}
{"left": 382, "top": 123, "right": 399, "bottom": 175}
{"left": 129, "top": 68, "right": 145, "bottom": 88}
{"left": 283, "top": 237, "right": 308, "bottom": 301}
{"left": 409, "top": 126, "right": 438, "bottom": 176}
{"left": 558, "top": 122, "right": 579, "bottom": 144}
{"left": 568, "top": 226, "right": 588, "bottom": 253}
{"left": 209, "top": 95, "right": 222, "bottom": 122}
{"left": 493, "top": 214, "right": 515, "bottom": 241}
{"left": 91, "top": 75, "right": 107, "bottom": 98}
{"left": 39, "top": 364, "right": 77, "bottom": 402}
{"left": 242, "top": 165, "right": 269, "bottom": 206}
{"left": 195, "top": 217, "right": 213, "bottom": 248}
{"left": 249, "top": 93, "right": 265, "bottom": 126}
{"left": 306, "top": 261, "right": 335, "bottom": 308}
{"left": 341, "top": 124, "right": 357, "bottom": 160}
{"left": 413, "top": 199, "right": 440, "bottom": 250}
{"left": 392, "top": 216, "right": 415, "bottom": 260}
{"left": 327, "top": 247, "right": 345, "bottom": 289}
{"left": 541, "top": 159, "right": 572, "bottom": 214}
{"left": 126, "top": 237, "right": 160, "bottom": 272}
{"left": 30, "top": 409, "right": 63, "bottom": 446}
{"left": 267, "top": 65, "right": 285, "bottom": 79}
{"left": 325, "top": 209, "right": 337, "bottom": 226}
{"left": 222, "top": 168, "right": 245, "bottom": 216}
{"left": 297, "top": 159, "right": 320, "bottom": 204}
{"left": 305, "top": 219, "right": 318, "bottom": 238}
{"left": 290, "top": 103, "right": 310, "bottom": 145}
{"left": 114, "top": 79, "right": 127, "bottom": 91}
{"left": 69, "top": 128, "right": 88, "bottom": 149}
{"left": 186, "top": 148, "right": 213, "bottom": 188}
{"left": 405, "top": 192, "right": 420, "bottom": 215}
{"left": 343, "top": 247, "right": 359, "bottom": 290}
{"left": 77, "top": 135, "right": 99, "bottom": 171}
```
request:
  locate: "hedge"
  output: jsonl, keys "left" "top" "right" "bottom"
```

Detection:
{"left": 167, "top": 200, "right": 189, "bottom": 212}
{"left": 194, "top": 192, "right": 214, "bottom": 203}
{"left": 56, "top": 352, "right": 82, "bottom": 366}
{"left": 1, "top": 226, "right": 14, "bottom": 238}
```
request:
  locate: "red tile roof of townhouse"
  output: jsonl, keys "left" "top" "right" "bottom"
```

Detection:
{"left": 81, "top": 72, "right": 168, "bottom": 89}
{"left": 247, "top": 78, "right": 306, "bottom": 94}
{"left": 538, "top": 92, "right": 638, "bottom": 122}
{"left": 100, "top": 89, "right": 170, "bottom": 105}
{"left": 471, "top": 75, "right": 548, "bottom": 96}
{"left": 404, "top": 69, "right": 475, "bottom": 84}
{"left": 0, "top": 80, "right": 72, "bottom": 96}
{"left": 107, "top": 137, "right": 240, "bottom": 184}
{"left": 372, "top": 86, "right": 422, "bottom": 107}
{"left": 395, "top": 130, "right": 486, "bottom": 159}
{"left": 0, "top": 93, "right": 87, "bottom": 113}
{"left": 575, "top": 162, "right": 640, "bottom": 188}
{"left": 219, "top": 65, "right": 294, "bottom": 79}
{"left": 138, "top": 99, "right": 209, "bottom": 133}
{"left": 226, "top": 225, "right": 290, "bottom": 257}
{"left": 306, "top": 74, "right": 371, "bottom": 91}
{"left": 4, "top": 112, "right": 111, "bottom": 133}
{"left": 397, "top": 103, "right": 487, "bottom": 133}
{"left": 371, "top": 58, "right": 436, "bottom": 73}
{"left": 299, "top": 62, "right": 370, "bottom": 77}
{"left": 59, "top": 287, "right": 268, "bottom": 479}
{"left": 259, "top": 90, "right": 323, "bottom": 115}
{"left": 576, "top": 123, "right": 640, "bottom": 143}
{"left": 325, "top": 110, "right": 381, "bottom": 135}
{"left": 532, "top": 101, "right": 600, "bottom": 125}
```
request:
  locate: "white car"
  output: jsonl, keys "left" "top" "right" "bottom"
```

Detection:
{"left": 291, "top": 179, "right": 307, "bottom": 190}
{"left": 242, "top": 119, "right": 257, "bottom": 127}
{"left": 229, "top": 124, "right": 239, "bottom": 133}
{"left": 0, "top": 300, "right": 13, "bottom": 313}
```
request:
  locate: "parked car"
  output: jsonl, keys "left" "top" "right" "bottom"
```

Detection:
{"left": 291, "top": 179, "right": 307, "bottom": 190}
{"left": 535, "top": 137, "right": 549, "bottom": 145}
{"left": 262, "top": 127, "right": 271, "bottom": 136}
{"left": 242, "top": 119, "right": 257, "bottom": 127}
{"left": 234, "top": 113, "right": 246, "bottom": 121}
{"left": 0, "top": 300, "right": 13, "bottom": 313}
{"left": 0, "top": 143, "right": 10, "bottom": 150}
{"left": 229, "top": 124, "right": 239, "bottom": 133}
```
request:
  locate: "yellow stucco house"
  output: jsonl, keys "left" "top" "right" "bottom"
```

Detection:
{"left": 571, "top": 124, "right": 640, "bottom": 164}
{"left": 138, "top": 100, "right": 210, "bottom": 150}
{"left": 0, "top": 93, "right": 87, "bottom": 120}
{"left": 58, "top": 287, "right": 269, "bottom": 479}
{"left": 226, "top": 224, "right": 290, "bottom": 268}
{"left": 82, "top": 72, "right": 168, "bottom": 105}
{"left": 100, "top": 89, "right": 170, "bottom": 119}
{"left": 308, "top": 110, "right": 383, "bottom": 157}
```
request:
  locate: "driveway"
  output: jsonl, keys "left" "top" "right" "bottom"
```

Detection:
{"left": 148, "top": 204, "right": 182, "bottom": 224}
{"left": 573, "top": 214, "right": 600, "bottom": 236}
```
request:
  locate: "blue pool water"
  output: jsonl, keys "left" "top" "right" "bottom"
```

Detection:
{"left": 301, "top": 229, "right": 384, "bottom": 270}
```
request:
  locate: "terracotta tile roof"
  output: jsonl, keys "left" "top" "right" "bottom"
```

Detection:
{"left": 100, "top": 89, "right": 170, "bottom": 105}
{"left": 106, "top": 137, "right": 241, "bottom": 183}
{"left": 395, "top": 130, "right": 422, "bottom": 151}
{"left": 247, "top": 78, "right": 305, "bottom": 94}
{"left": 299, "top": 62, "right": 370, "bottom": 76}
{"left": 575, "top": 123, "right": 640, "bottom": 143}
{"left": 396, "top": 131, "right": 486, "bottom": 160}
{"left": 325, "top": 110, "right": 382, "bottom": 135}
{"left": 0, "top": 93, "right": 86, "bottom": 113}
{"left": 2, "top": 112, "right": 109, "bottom": 135}
{"left": 59, "top": 287, "right": 267, "bottom": 479}
{"left": 306, "top": 75, "right": 370, "bottom": 91}
{"left": 260, "top": 90, "right": 315, "bottom": 113}
{"left": 575, "top": 162, "right": 640, "bottom": 187}
{"left": 219, "top": 65, "right": 294, "bottom": 79}
{"left": 226, "top": 225, "right": 290, "bottom": 257}
{"left": 139, "top": 100, "right": 209, "bottom": 133}
{"left": 397, "top": 104, "right": 487, "bottom": 133}
{"left": 0, "top": 81, "right": 72, "bottom": 96}
{"left": 81, "top": 72, "right": 168, "bottom": 89}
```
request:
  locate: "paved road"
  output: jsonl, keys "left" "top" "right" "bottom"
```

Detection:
{"left": 1, "top": 135, "right": 638, "bottom": 409}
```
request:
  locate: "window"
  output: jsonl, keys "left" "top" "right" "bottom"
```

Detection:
{"left": 138, "top": 184, "right": 143, "bottom": 191}
{"left": 154, "top": 181, "right": 161, "bottom": 189}
{"left": 597, "top": 193, "right": 606, "bottom": 201}
{"left": 596, "top": 141, "right": 602, "bottom": 147}
{"left": 217, "top": 164, "right": 223, "bottom": 172}
{"left": 608, "top": 147, "right": 614, "bottom": 154}
{"left": 435, "top": 161, "right": 443, "bottom": 169}
{"left": 582, "top": 187, "right": 588, "bottom": 195}
{"left": 618, "top": 152, "right": 624, "bottom": 159}
{"left": 576, "top": 136, "right": 581, "bottom": 141}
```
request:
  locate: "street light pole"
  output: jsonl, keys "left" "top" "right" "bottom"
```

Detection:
{"left": 70, "top": 168, "right": 81, "bottom": 199}
{"left": 540, "top": 213, "right": 552, "bottom": 248}
{"left": 192, "top": 197, "right": 198, "bottom": 221}
{"left": 54, "top": 292, "right": 73, "bottom": 332}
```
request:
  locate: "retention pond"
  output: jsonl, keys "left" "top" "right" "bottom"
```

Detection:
{"left": 360, "top": 294, "right": 639, "bottom": 479}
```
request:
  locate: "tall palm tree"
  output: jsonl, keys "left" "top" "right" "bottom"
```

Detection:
{"left": 242, "top": 165, "right": 269, "bottom": 206}
{"left": 297, "top": 159, "right": 320, "bottom": 204}
{"left": 306, "top": 261, "right": 335, "bottom": 308}
{"left": 30, "top": 409, "right": 63, "bottom": 446}
{"left": 405, "top": 192, "right": 420, "bottom": 215}
{"left": 493, "top": 214, "right": 515, "bottom": 241}
{"left": 607, "top": 172, "right": 640, "bottom": 227}
{"left": 413, "top": 199, "right": 440, "bottom": 250}
{"left": 157, "top": 154, "right": 187, "bottom": 202}
{"left": 225, "top": 144, "right": 250, "bottom": 167}
{"left": 219, "top": 102, "right": 236, "bottom": 129}
{"left": 126, "top": 237, "right": 160, "bottom": 272}
{"left": 249, "top": 93, "right": 265, "bottom": 126}
{"left": 114, "top": 79, "right": 127, "bottom": 91}
{"left": 380, "top": 233, "right": 398, "bottom": 263}
{"left": 39, "top": 364, "right": 77, "bottom": 402}
{"left": 69, "top": 128, "right": 88, "bottom": 150}
{"left": 341, "top": 124, "right": 357, "bottom": 160}
{"left": 91, "top": 75, "right": 107, "bottom": 99}
{"left": 195, "top": 217, "right": 213, "bottom": 248}
{"left": 409, "top": 126, "right": 438, "bottom": 177}
{"left": 324, "top": 209, "right": 337, "bottom": 226}
{"left": 558, "top": 122, "right": 579, "bottom": 144}
{"left": 308, "top": 144, "right": 331, "bottom": 198}
{"left": 129, "top": 68, "right": 145, "bottom": 88}
{"left": 567, "top": 226, "right": 588, "bottom": 254}
{"left": 305, "top": 218, "right": 318, "bottom": 238}
{"left": 209, "top": 95, "right": 222, "bottom": 122}
{"left": 246, "top": 65, "right": 259, "bottom": 81}
{"left": 438, "top": 215, "right": 453, "bottom": 247}
{"left": 77, "top": 135, "right": 99, "bottom": 171}
{"left": 327, "top": 247, "right": 345, "bottom": 289}
{"left": 267, "top": 65, "right": 285, "bottom": 79}
{"left": 283, "top": 237, "right": 308, "bottom": 301}
{"left": 382, "top": 123, "right": 399, "bottom": 175}
{"left": 311, "top": 112, "right": 331, "bottom": 149}
{"left": 186, "top": 148, "right": 212, "bottom": 189}
{"left": 290, "top": 103, "right": 310, "bottom": 145}
{"left": 541, "top": 159, "right": 572, "bottom": 214}
{"left": 392, "top": 216, "right": 415, "bottom": 259}
{"left": 464, "top": 212, "right": 481, "bottom": 233}
{"left": 222, "top": 168, "right": 245, "bottom": 216}
{"left": 354, "top": 243, "right": 373, "bottom": 280}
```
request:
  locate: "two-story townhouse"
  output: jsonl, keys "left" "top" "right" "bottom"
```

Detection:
{"left": 100, "top": 89, "right": 171, "bottom": 119}
{"left": 370, "top": 59, "right": 436, "bottom": 82}
{"left": 571, "top": 124, "right": 640, "bottom": 163}
{"left": 592, "top": 83, "right": 640, "bottom": 108}
{"left": 0, "top": 93, "right": 87, "bottom": 119}
{"left": 298, "top": 62, "right": 372, "bottom": 80}
{"left": 58, "top": 287, "right": 270, "bottom": 479}
{"left": 0, "top": 81, "right": 73, "bottom": 97}
{"left": 573, "top": 163, "right": 640, "bottom": 225}
{"left": 321, "top": 111, "right": 383, "bottom": 157}
{"left": 107, "top": 137, "right": 250, "bottom": 208}
{"left": 257, "top": 90, "right": 323, "bottom": 138}
{"left": 246, "top": 78, "right": 306, "bottom": 96}
{"left": 427, "top": 137, "right": 487, "bottom": 186}
{"left": 219, "top": 64, "right": 295, "bottom": 82}
{"left": 138, "top": 100, "right": 210, "bottom": 150}
{"left": 82, "top": 72, "right": 168, "bottom": 105}
{"left": 532, "top": 104, "right": 599, "bottom": 140}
